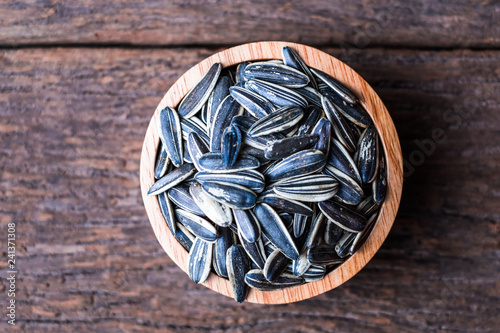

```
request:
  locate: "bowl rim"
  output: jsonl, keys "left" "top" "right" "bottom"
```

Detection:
{"left": 140, "top": 41, "right": 403, "bottom": 304}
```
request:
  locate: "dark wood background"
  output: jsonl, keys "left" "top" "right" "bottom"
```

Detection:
{"left": 0, "top": 1, "right": 499, "bottom": 332}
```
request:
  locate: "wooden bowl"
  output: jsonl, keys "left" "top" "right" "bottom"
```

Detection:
{"left": 140, "top": 41, "right": 403, "bottom": 304}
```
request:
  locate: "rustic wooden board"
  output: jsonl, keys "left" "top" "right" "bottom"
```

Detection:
{"left": 0, "top": 0, "right": 498, "bottom": 48}
{"left": 0, "top": 47, "right": 499, "bottom": 331}
{"left": 139, "top": 41, "right": 403, "bottom": 304}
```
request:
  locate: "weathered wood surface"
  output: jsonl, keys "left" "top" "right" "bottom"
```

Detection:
{"left": 0, "top": 47, "right": 498, "bottom": 332}
{"left": 0, "top": 0, "right": 498, "bottom": 48}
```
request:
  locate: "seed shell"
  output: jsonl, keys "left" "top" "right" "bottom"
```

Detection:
{"left": 175, "top": 209, "right": 217, "bottom": 243}
{"left": 318, "top": 201, "right": 367, "bottom": 233}
{"left": 233, "top": 209, "right": 261, "bottom": 244}
{"left": 158, "top": 106, "right": 183, "bottom": 167}
{"left": 230, "top": 85, "right": 274, "bottom": 119}
{"left": 189, "top": 182, "right": 233, "bottom": 227}
{"left": 266, "top": 149, "right": 326, "bottom": 183}
{"left": 245, "top": 79, "right": 307, "bottom": 108}
{"left": 245, "top": 269, "right": 304, "bottom": 291}
{"left": 195, "top": 169, "right": 265, "bottom": 193}
{"left": 254, "top": 203, "right": 299, "bottom": 260}
{"left": 263, "top": 249, "right": 291, "bottom": 282}
{"left": 264, "top": 134, "right": 319, "bottom": 160}
{"left": 357, "top": 126, "right": 379, "bottom": 183}
{"left": 202, "top": 181, "right": 257, "bottom": 210}
{"left": 213, "top": 227, "right": 234, "bottom": 278}
{"left": 158, "top": 191, "right": 176, "bottom": 235}
{"left": 282, "top": 46, "right": 318, "bottom": 90}
{"left": 311, "top": 67, "right": 359, "bottom": 105}
{"left": 227, "top": 244, "right": 250, "bottom": 303}
{"left": 187, "top": 237, "right": 213, "bottom": 284}
{"left": 243, "top": 62, "right": 309, "bottom": 88}
{"left": 248, "top": 105, "right": 304, "bottom": 137}
{"left": 179, "top": 62, "right": 222, "bottom": 118}
{"left": 147, "top": 163, "right": 195, "bottom": 196}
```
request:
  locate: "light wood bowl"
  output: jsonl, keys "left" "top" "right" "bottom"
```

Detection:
{"left": 140, "top": 41, "right": 403, "bottom": 304}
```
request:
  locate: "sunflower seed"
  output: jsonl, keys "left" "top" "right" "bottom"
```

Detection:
{"left": 296, "top": 106, "right": 324, "bottom": 136}
{"left": 236, "top": 62, "right": 250, "bottom": 83}
{"left": 248, "top": 105, "right": 304, "bottom": 137}
{"left": 335, "top": 231, "right": 357, "bottom": 258}
{"left": 328, "top": 138, "right": 362, "bottom": 184}
{"left": 356, "top": 196, "right": 380, "bottom": 217}
{"left": 303, "top": 265, "right": 326, "bottom": 282}
{"left": 245, "top": 269, "right": 304, "bottom": 291}
{"left": 322, "top": 95, "right": 357, "bottom": 152}
{"left": 245, "top": 79, "right": 308, "bottom": 108}
{"left": 320, "top": 86, "right": 371, "bottom": 127}
{"left": 168, "top": 184, "right": 206, "bottom": 217}
{"left": 306, "top": 212, "right": 326, "bottom": 248}
{"left": 213, "top": 227, "right": 234, "bottom": 278}
{"left": 158, "top": 106, "right": 183, "bottom": 167}
{"left": 181, "top": 117, "right": 209, "bottom": 145}
{"left": 195, "top": 169, "right": 265, "bottom": 193}
{"left": 273, "top": 174, "right": 339, "bottom": 202}
{"left": 230, "top": 85, "right": 275, "bottom": 118}
{"left": 318, "top": 201, "right": 366, "bottom": 233}
{"left": 147, "top": 163, "right": 195, "bottom": 196}
{"left": 254, "top": 203, "right": 299, "bottom": 260}
{"left": 372, "top": 155, "right": 387, "bottom": 204}
{"left": 221, "top": 124, "right": 242, "bottom": 167}
{"left": 323, "top": 165, "right": 364, "bottom": 205}
{"left": 179, "top": 63, "right": 222, "bottom": 118}
{"left": 311, "top": 67, "right": 359, "bottom": 105}
{"left": 202, "top": 181, "right": 257, "bottom": 210}
{"left": 226, "top": 245, "right": 250, "bottom": 303}
{"left": 233, "top": 209, "right": 261, "bottom": 243}
{"left": 264, "top": 134, "right": 319, "bottom": 160}
{"left": 295, "top": 86, "right": 322, "bottom": 107}
{"left": 350, "top": 211, "right": 378, "bottom": 254}
{"left": 279, "top": 212, "right": 294, "bottom": 230}
{"left": 175, "top": 209, "right": 217, "bottom": 243}
{"left": 189, "top": 182, "right": 233, "bottom": 227}
{"left": 266, "top": 149, "right": 326, "bottom": 183}
{"left": 357, "top": 126, "right": 379, "bottom": 183}
{"left": 240, "top": 145, "right": 269, "bottom": 164}
{"left": 207, "top": 74, "right": 231, "bottom": 136}
{"left": 259, "top": 193, "right": 314, "bottom": 216}
{"left": 209, "top": 95, "right": 244, "bottom": 151}
{"left": 183, "top": 141, "right": 193, "bottom": 163}
{"left": 243, "top": 62, "right": 309, "bottom": 88}
{"left": 175, "top": 223, "right": 195, "bottom": 252}
{"left": 238, "top": 229, "right": 266, "bottom": 269}
{"left": 311, "top": 118, "right": 332, "bottom": 156}
{"left": 307, "top": 244, "right": 344, "bottom": 265}
{"left": 263, "top": 248, "right": 291, "bottom": 282}
{"left": 187, "top": 132, "right": 210, "bottom": 172}
{"left": 292, "top": 245, "right": 311, "bottom": 276}
{"left": 158, "top": 191, "right": 176, "bottom": 235}
{"left": 293, "top": 214, "right": 310, "bottom": 238}
{"left": 154, "top": 144, "right": 170, "bottom": 179}
{"left": 282, "top": 46, "right": 318, "bottom": 90}
{"left": 187, "top": 237, "right": 213, "bottom": 283}
{"left": 199, "top": 152, "right": 260, "bottom": 173}
{"left": 324, "top": 219, "right": 344, "bottom": 246}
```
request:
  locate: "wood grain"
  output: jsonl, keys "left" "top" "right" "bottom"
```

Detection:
{"left": 140, "top": 41, "right": 403, "bottom": 304}
{"left": 0, "top": 47, "right": 498, "bottom": 331}
{"left": 0, "top": 0, "right": 498, "bottom": 48}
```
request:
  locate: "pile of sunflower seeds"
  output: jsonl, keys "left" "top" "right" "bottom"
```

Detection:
{"left": 148, "top": 46, "right": 387, "bottom": 303}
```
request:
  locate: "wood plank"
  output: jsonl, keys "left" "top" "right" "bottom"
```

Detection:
{"left": 0, "top": 0, "right": 498, "bottom": 48}
{"left": 0, "top": 47, "right": 499, "bottom": 331}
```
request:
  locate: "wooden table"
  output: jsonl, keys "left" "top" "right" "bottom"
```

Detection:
{"left": 0, "top": 1, "right": 498, "bottom": 332}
